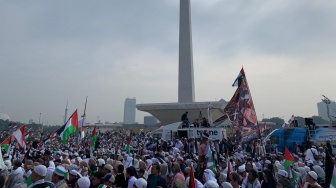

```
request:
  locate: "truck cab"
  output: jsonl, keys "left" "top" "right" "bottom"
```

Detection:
{"left": 265, "top": 124, "right": 336, "bottom": 154}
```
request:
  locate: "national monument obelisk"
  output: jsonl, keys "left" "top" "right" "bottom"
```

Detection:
{"left": 178, "top": 0, "right": 195, "bottom": 103}
{"left": 136, "top": 0, "right": 226, "bottom": 124}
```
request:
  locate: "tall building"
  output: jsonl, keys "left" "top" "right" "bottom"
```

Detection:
{"left": 123, "top": 98, "right": 136, "bottom": 124}
{"left": 317, "top": 101, "right": 336, "bottom": 122}
{"left": 144, "top": 116, "right": 158, "bottom": 125}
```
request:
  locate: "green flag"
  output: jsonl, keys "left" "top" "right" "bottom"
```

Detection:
{"left": 91, "top": 126, "right": 97, "bottom": 150}
{"left": 25, "top": 175, "right": 32, "bottom": 186}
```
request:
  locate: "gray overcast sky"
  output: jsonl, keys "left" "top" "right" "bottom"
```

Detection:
{"left": 1, "top": 0, "right": 336, "bottom": 125}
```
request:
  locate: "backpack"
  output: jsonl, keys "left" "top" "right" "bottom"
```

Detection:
{"left": 310, "top": 148, "right": 318, "bottom": 160}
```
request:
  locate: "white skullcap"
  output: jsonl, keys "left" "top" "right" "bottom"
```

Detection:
{"left": 277, "top": 170, "right": 288, "bottom": 178}
{"left": 151, "top": 158, "right": 159, "bottom": 164}
{"left": 77, "top": 177, "right": 90, "bottom": 188}
{"left": 308, "top": 171, "right": 318, "bottom": 180}
{"left": 304, "top": 166, "right": 311, "bottom": 172}
{"left": 48, "top": 161, "right": 55, "bottom": 168}
{"left": 62, "top": 152, "right": 68, "bottom": 156}
{"left": 98, "top": 159, "right": 105, "bottom": 166}
{"left": 221, "top": 182, "right": 233, "bottom": 188}
{"left": 238, "top": 165, "right": 245, "bottom": 173}
{"left": 135, "top": 178, "right": 147, "bottom": 188}
{"left": 68, "top": 164, "right": 78, "bottom": 171}
{"left": 236, "top": 156, "right": 242, "bottom": 162}
{"left": 204, "top": 180, "right": 219, "bottom": 188}
{"left": 34, "top": 165, "right": 47, "bottom": 177}
{"left": 265, "top": 160, "right": 271, "bottom": 164}
{"left": 54, "top": 166, "right": 67, "bottom": 177}
{"left": 177, "top": 156, "right": 184, "bottom": 161}
{"left": 4, "top": 160, "right": 11, "bottom": 170}
{"left": 76, "top": 157, "right": 83, "bottom": 163}
{"left": 70, "top": 170, "right": 82, "bottom": 177}
{"left": 306, "top": 160, "right": 314, "bottom": 165}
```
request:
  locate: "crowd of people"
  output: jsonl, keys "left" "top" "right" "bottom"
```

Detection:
{"left": 0, "top": 126, "right": 332, "bottom": 188}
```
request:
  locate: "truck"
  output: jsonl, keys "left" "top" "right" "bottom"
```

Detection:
{"left": 265, "top": 123, "right": 336, "bottom": 153}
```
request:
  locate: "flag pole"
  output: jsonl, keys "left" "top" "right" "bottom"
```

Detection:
{"left": 79, "top": 96, "right": 88, "bottom": 143}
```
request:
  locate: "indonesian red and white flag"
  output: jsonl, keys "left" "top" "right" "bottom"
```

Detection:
{"left": 12, "top": 125, "right": 25, "bottom": 148}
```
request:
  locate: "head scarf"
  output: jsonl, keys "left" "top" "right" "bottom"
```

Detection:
{"left": 262, "top": 169, "right": 276, "bottom": 188}
{"left": 274, "top": 163, "right": 284, "bottom": 172}
{"left": 297, "top": 167, "right": 307, "bottom": 182}
{"left": 312, "top": 165, "right": 325, "bottom": 179}
{"left": 139, "top": 161, "right": 146, "bottom": 170}
{"left": 204, "top": 169, "right": 216, "bottom": 182}
{"left": 146, "top": 159, "right": 153, "bottom": 167}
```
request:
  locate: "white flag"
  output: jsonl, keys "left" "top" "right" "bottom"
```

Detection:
{"left": 0, "top": 148, "right": 5, "bottom": 169}
{"left": 282, "top": 122, "right": 286, "bottom": 128}
{"left": 78, "top": 118, "right": 86, "bottom": 139}
{"left": 288, "top": 115, "right": 295, "bottom": 124}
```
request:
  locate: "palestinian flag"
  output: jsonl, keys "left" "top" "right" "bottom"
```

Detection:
{"left": 25, "top": 132, "right": 32, "bottom": 141}
{"left": 125, "top": 131, "right": 132, "bottom": 154}
{"left": 91, "top": 126, "right": 97, "bottom": 150}
{"left": 1, "top": 136, "right": 11, "bottom": 154}
{"left": 57, "top": 110, "right": 78, "bottom": 144}
{"left": 45, "top": 131, "right": 57, "bottom": 145}
{"left": 283, "top": 146, "right": 295, "bottom": 168}
{"left": 232, "top": 67, "right": 245, "bottom": 87}
{"left": 12, "top": 125, "right": 26, "bottom": 148}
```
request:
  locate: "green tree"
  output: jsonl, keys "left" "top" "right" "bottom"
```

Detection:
{"left": 262, "top": 117, "right": 284, "bottom": 126}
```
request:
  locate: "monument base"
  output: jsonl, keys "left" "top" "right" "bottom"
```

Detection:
{"left": 136, "top": 100, "right": 227, "bottom": 125}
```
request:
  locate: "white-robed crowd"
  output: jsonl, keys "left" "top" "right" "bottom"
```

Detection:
{"left": 0, "top": 128, "right": 332, "bottom": 188}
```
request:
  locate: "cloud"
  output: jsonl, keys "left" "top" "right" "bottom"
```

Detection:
{"left": 0, "top": 0, "right": 335, "bottom": 124}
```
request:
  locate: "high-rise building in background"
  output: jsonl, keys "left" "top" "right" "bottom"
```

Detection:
{"left": 123, "top": 98, "right": 136, "bottom": 124}
{"left": 144, "top": 116, "right": 158, "bottom": 125}
{"left": 317, "top": 101, "right": 336, "bottom": 121}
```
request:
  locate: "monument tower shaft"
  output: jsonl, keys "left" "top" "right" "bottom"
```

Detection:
{"left": 178, "top": 0, "right": 195, "bottom": 103}
{"left": 137, "top": 0, "right": 226, "bottom": 125}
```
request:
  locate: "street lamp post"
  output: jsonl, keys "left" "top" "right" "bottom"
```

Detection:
{"left": 39, "top": 113, "right": 41, "bottom": 124}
